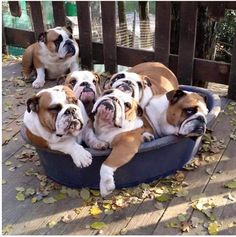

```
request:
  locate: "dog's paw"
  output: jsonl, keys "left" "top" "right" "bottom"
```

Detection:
{"left": 72, "top": 148, "right": 92, "bottom": 168}
{"left": 142, "top": 132, "right": 155, "bottom": 142}
{"left": 32, "top": 78, "right": 45, "bottom": 88}
{"left": 100, "top": 175, "right": 115, "bottom": 197}
{"left": 100, "top": 164, "right": 116, "bottom": 197}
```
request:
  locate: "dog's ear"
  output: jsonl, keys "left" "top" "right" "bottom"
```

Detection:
{"left": 166, "top": 89, "right": 186, "bottom": 104}
{"left": 38, "top": 32, "right": 47, "bottom": 43}
{"left": 142, "top": 75, "right": 152, "bottom": 87}
{"left": 136, "top": 104, "right": 143, "bottom": 117}
{"left": 27, "top": 96, "right": 40, "bottom": 113}
{"left": 66, "top": 26, "right": 73, "bottom": 35}
{"left": 57, "top": 75, "right": 67, "bottom": 85}
{"left": 93, "top": 72, "right": 101, "bottom": 85}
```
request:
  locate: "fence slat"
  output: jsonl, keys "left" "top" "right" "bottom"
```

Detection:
{"left": 101, "top": 1, "right": 117, "bottom": 73}
{"left": 52, "top": 1, "right": 66, "bottom": 27}
{"left": 155, "top": 1, "right": 171, "bottom": 66}
{"left": 228, "top": 36, "right": 236, "bottom": 100}
{"left": 4, "top": 27, "right": 36, "bottom": 48}
{"left": 29, "top": 1, "right": 45, "bottom": 39}
{"left": 76, "top": 1, "right": 93, "bottom": 70}
{"left": 177, "top": 2, "right": 198, "bottom": 85}
{"left": 8, "top": 1, "right": 22, "bottom": 17}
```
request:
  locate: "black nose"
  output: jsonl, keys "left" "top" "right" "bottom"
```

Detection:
{"left": 101, "top": 101, "right": 114, "bottom": 110}
{"left": 80, "top": 82, "right": 90, "bottom": 87}
{"left": 197, "top": 116, "right": 205, "bottom": 123}
{"left": 64, "top": 107, "right": 76, "bottom": 115}
{"left": 65, "top": 40, "right": 73, "bottom": 46}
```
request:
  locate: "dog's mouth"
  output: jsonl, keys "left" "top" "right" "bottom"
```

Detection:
{"left": 79, "top": 87, "right": 95, "bottom": 102}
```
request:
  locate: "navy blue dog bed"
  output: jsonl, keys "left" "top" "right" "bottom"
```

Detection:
{"left": 21, "top": 86, "right": 221, "bottom": 189}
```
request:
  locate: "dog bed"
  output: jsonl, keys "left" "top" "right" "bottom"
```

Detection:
{"left": 21, "top": 85, "right": 221, "bottom": 189}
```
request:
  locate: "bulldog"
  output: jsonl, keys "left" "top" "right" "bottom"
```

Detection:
{"left": 84, "top": 89, "right": 144, "bottom": 196}
{"left": 145, "top": 89, "right": 209, "bottom": 138}
{"left": 104, "top": 62, "right": 179, "bottom": 109}
{"left": 23, "top": 85, "right": 92, "bottom": 168}
{"left": 22, "top": 26, "right": 79, "bottom": 89}
{"left": 64, "top": 70, "right": 101, "bottom": 117}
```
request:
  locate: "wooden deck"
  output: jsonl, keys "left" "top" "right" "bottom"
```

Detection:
{"left": 2, "top": 62, "right": 236, "bottom": 235}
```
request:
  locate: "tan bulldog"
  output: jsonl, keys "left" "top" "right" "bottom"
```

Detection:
{"left": 22, "top": 26, "right": 79, "bottom": 88}
{"left": 23, "top": 85, "right": 93, "bottom": 168}
{"left": 84, "top": 89, "right": 144, "bottom": 196}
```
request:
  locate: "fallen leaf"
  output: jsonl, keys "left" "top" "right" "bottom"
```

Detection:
{"left": 154, "top": 202, "right": 164, "bottom": 210}
{"left": 61, "top": 214, "right": 73, "bottom": 223}
{"left": 176, "top": 188, "right": 189, "bottom": 197}
{"left": 4, "top": 161, "right": 12, "bottom": 166}
{"left": 181, "top": 221, "right": 191, "bottom": 232}
{"left": 2, "top": 179, "right": 7, "bottom": 185}
{"left": 230, "top": 134, "right": 236, "bottom": 140}
{"left": 15, "top": 187, "right": 25, "bottom": 192}
{"left": 224, "top": 179, "right": 236, "bottom": 189}
{"left": 174, "top": 171, "right": 185, "bottom": 181}
{"left": 90, "top": 205, "right": 102, "bottom": 216}
{"left": 90, "top": 221, "right": 107, "bottom": 230}
{"left": 155, "top": 193, "right": 171, "bottom": 202}
{"left": 208, "top": 221, "right": 219, "bottom": 235}
{"left": 31, "top": 197, "right": 37, "bottom": 203}
{"left": 80, "top": 188, "right": 90, "bottom": 201}
{"left": 54, "top": 192, "right": 67, "bottom": 201}
{"left": 2, "top": 224, "right": 13, "bottom": 234}
{"left": 74, "top": 208, "right": 81, "bottom": 215}
{"left": 25, "top": 188, "right": 35, "bottom": 197}
{"left": 48, "top": 220, "right": 57, "bottom": 228}
{"left": 120, "top": 227, "right": 128, "bottom": 235}
{"left": 43, "top": 197, "right": 56, "bottom": 204}
{"left": 16, "top": 192, "right": 25, "bottom": 201}
{"left": 90, "top": 189, "right": 100, "bottom": 196}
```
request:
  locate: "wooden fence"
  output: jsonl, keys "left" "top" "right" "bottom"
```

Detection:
{"left": 2, "top": 1, "right": 236, "bottom": 100}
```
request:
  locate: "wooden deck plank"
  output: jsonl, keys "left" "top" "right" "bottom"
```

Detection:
{"left": 153, "top": 99, "right": 235, "bottom": 234}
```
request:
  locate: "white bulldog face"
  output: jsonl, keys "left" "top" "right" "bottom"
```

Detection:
{"left": 92, "top": 89, "right": 143, "bottom": 128}
{"left": 166, "top": 89, "right": 208, "bottom": 137}
{"left": 38, "top": 26, "right": 79, "bottom": 59}
{"left": 103, "top": 72, "right": 152, "bottom": 102}
{"left": 65, "top": 71, "right": 101, "bottom": 104}
{"left": 26, "top": 85, "right": 86, "bottom": 137}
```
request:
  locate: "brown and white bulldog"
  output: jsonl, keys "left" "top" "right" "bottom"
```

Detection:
{"left": 22, "top": 26, "right": 79, "bottom": 89}
{"left": 145, "top": 89, "right": 209, "bottom": 138}
{"left": 104, "top": 62, "right": 178, "bottom": 109}
{"left": 84, "top": 89, "right": 144, "bottom": 196}
{"left": 23, "top": 85, "right": 92, "bottom": 168}
{"left": 64, "top": 70, "right": 101, "bottom": 117}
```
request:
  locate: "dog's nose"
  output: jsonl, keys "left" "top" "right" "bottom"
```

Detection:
{"left": 196, "top": 116, "right": 206, "bottom": 123}
{"left": 80, "top": 82, "right": 90, "bottom": 87}
{"left": 101, "top": 101, "right": 114, "bottom": 110}
{"left": 65, "top": 40, "right": 73, "bottom": 46}
{"left": 64, "top": 107, "right": 76, "bottom": 115}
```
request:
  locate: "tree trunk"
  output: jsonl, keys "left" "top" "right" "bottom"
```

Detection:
{"left": 139, "top": 1, "right": 151, "bottom": 48}
{"left": 117, "top": 1, "right": 129, "bottom": 46}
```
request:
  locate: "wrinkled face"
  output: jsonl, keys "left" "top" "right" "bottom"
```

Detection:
{"left": 38, "top": 26, "right": 79, "bottom": 59}
{"left": 166, "top": 89, "right": 209, "bottom": 137}
{"left": 103, "top": 72, "right": 151, "bottom": 102}
{"left": 65, "top": 71, "right": 101, "bottom": 104}
{"left": 92, "top": 89, "right": 143, "bottom": 128}
{"left": 26, "top": 85, "right": 85, "bottom": 137}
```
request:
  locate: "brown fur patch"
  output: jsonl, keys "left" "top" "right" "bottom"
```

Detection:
{"left": 128, "top": 62, "right": 179, "bottom": 95}
{"left": 125, "top": 99, "right": 139, "bottom": 121}
{"left": 166, "top": 92, "right": 206, "bottom": 126}
{"left": 63, "top": 85, "right": 78, "bottom": 104}
{"left": 26, "top": 127, "right": 48, "bottom": 149}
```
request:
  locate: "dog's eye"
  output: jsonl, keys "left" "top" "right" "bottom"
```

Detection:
{"left": 48, "top": 104, "right": 62, "bottom": 113}
{"left": 93, "top": 79, "right": 97, "bottom": 85}
{"left": 124, "top": 102, "right": 132, "bottom": 111}
{"left": 70, "top": 79, "right": 77, "bottom": 87}
{"left": 184, "top": 107, "right": 197, "bottom": 116}
{"left": 54, "top": 35, "right": 63, "bottom": 47}
{"left": 69, "top": 34, "right": 73, "bottom": 39}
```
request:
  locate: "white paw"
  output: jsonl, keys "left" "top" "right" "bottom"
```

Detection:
{"left": 32, "top": 78, "right": 45, "bottom": 88}
{"left": 100, "top": 175, "right": 115, "bottom": 197}
{"left": 72, "top": 148, "right": 92, "bottom": 168}
{"left": 142, "top": 132, "right": 155, "bottom": 142}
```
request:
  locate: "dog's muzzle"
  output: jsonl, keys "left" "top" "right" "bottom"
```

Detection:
{"left": 64, "top": 40, "right": 76, "bottom": 56}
